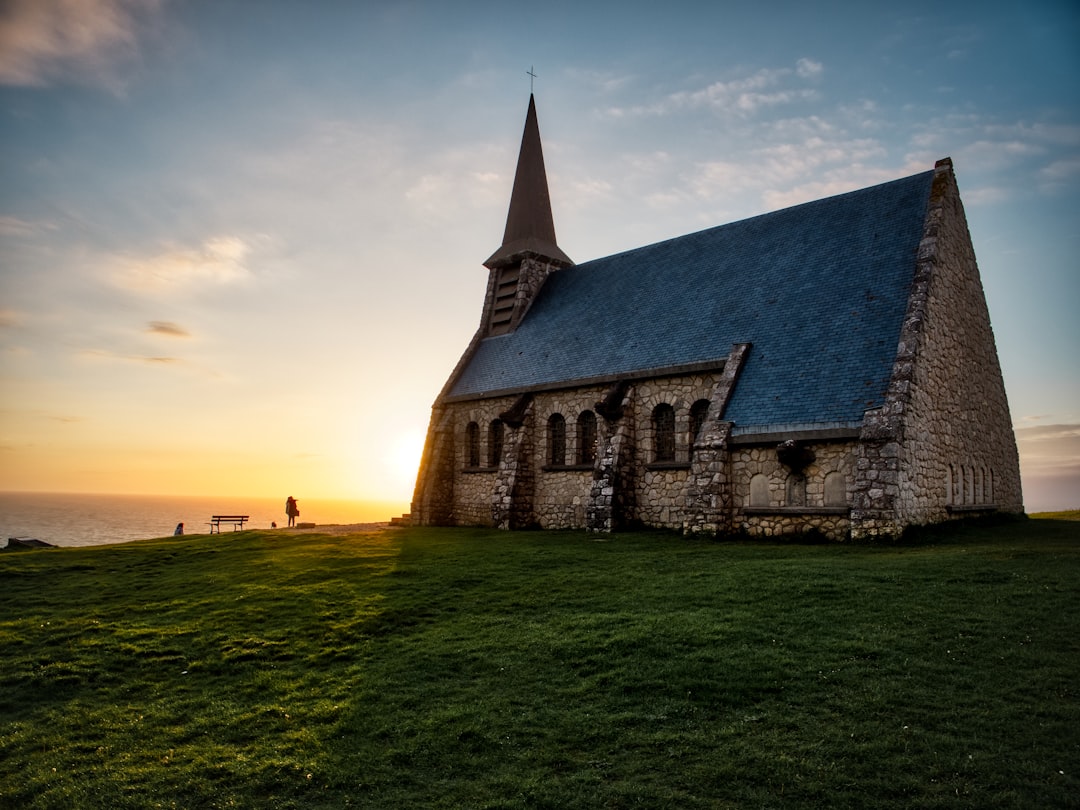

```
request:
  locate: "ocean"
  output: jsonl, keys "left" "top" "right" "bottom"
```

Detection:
{"left": 0, "top": 492, "right": 406, "bottom": 548}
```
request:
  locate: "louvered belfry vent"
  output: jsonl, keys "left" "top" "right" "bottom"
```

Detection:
{"left": 489, "top": 266, "right": 519, "bottom": 335}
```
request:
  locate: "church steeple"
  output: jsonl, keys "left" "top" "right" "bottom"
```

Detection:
{"left": 485, "top": 94, "right": 573, "bottom": 269}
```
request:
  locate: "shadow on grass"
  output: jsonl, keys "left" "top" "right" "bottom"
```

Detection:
{"left": 1, "top": 520, "right": 1078, "bottom": 808}
{"left": 324, "top": 521, "right": 1080, "bottom": 808}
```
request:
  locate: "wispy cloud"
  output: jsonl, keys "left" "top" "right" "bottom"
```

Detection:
{"left": 78, "top": 348, "right": 180, "bottom": 366}
{"left": 0, "top": 215, "right": 57, "bottom": 237}
{"left": 691, "top": 130, "right": 904, "bottom": 211}
{"left": 1015, "top": 423, "right": 1080, "bottom": 475}
{"left": 146, "top": 321, "right": 191, "bottom": 338}
{"left": 603, "top": 59, "right": 823, "bottom": 119}
{"left": 109, "top": 236, "right": 254, "bottom": 293}
{"left": 1038, "top": 158, "right": 1080, "bottom": 193}
{"left": 0, "top": 0, "right": 164, "bottom": 91}
{"left": 403, "top": 146, "right": 510, "bottom": 222}
{"left": 564, "top": 67, "right": 635, "bottom": 95}
{"left": 910, "top": 118, "right": 1080, "bottom": 194}
{"left": 795, "top": 58, "right": 823, "bottom": 79}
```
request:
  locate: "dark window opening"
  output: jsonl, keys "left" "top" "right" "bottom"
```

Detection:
{"left": 488, "top": 419, "right": 504, "bottom": 468}
{"left": 548, "top": 413, "right": 566, "bottom": 466}
{"left": 653, "top": 403, "right": 676, "bottom": 462}
{"left": 465, "top": 422, "right": 480, "bottom": 468}
{"left": 577, "top": 410, "right": 597, "bottom": 466}
{"left": 689, "top": 399, "right": 710, "bottom": 459}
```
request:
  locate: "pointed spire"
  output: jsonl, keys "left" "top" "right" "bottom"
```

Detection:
{"left": 485, "top": 94, "right": 572, "bottom": 269}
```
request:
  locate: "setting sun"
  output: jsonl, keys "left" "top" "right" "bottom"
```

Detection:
{"left": 386, "top": 430, "right": 426, "bottom": 490}
{"left": 0, "top": 0, "right": 1076, "bottom": 527}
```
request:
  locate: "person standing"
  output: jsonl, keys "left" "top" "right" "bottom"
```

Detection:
{"left": 285, "top": 496, "right": 299, "bottom": 527}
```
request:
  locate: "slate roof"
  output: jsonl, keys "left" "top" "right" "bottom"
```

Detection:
{"left": 447, "top": 170, "right": 935, "bottom": 429}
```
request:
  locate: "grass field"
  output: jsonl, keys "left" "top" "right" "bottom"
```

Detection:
{"left": 1, "top": 515, "right": 1078, "bottom": 808}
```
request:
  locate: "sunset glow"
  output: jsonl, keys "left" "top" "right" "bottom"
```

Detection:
{"left": 1, "top": 1, "right": 1077, "bottom": 513}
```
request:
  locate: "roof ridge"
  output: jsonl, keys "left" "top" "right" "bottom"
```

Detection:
{"left": 573, "top": 168, "right": 937, "bottom": 270}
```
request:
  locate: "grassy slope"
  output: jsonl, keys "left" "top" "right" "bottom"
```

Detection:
{"left": 0, "top": 516, "right": 1077, "bottom": 809}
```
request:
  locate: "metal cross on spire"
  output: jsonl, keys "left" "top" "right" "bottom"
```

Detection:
{"left": 527, "top": 66, "right": 537, "bottom": 93}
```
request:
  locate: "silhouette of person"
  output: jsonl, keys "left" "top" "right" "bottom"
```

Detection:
{"left": 174, "top": 522, "right": 184, "bottom": 536}
{"left": 285, "top": 496, "right": 299, "bottom": 527}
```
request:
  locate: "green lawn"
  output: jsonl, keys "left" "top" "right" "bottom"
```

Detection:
{"left": 1, "top": 516, "right": 1077, "bottom": 808}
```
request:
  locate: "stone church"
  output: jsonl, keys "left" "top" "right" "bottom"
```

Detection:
{"left": 411, "top": 95, "right": 1023, "bottom": 540}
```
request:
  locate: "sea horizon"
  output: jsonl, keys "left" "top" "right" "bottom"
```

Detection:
{"left": 0, "top": 491, "right": 409, "bottom": 548}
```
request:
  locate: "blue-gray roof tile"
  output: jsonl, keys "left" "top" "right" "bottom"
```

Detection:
{"left": 448, "top": 170, "right": 934, "bottom": 428}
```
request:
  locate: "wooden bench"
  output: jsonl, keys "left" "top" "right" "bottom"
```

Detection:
{"left": 208, "top": 515, "right": 249, "bottom": 533}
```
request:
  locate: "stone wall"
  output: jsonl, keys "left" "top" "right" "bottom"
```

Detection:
{"left": 901, "top": 161, "right": 1022, "bottom": 519}
{"left": 732, "top": 440, "right": 856, "bottom": 538}
{"left": 507, "top": 257, "right": 564, "bottom": 331}
{"left": 630, "top": 374, "right": 721, "bottom": 528}
{"left": 528, "top": 385, "right": 607, "bottom": 529}
{"left": 418, "top": 368, "right": 866, "bottom": 539}
{"left": 452, "top": 397, "right": 518, "bottom": 527}
{"left": 425, "top": 369, "right": 872, "bottom": 534}
{"left": 851, "top": 159, "right": 1022, "bottom": 538}
{"left": 534, "top": 469, "right": 592, "bottom": 528}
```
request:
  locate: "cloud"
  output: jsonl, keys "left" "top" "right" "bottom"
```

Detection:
{"left": 0, "top": 309, "right": 22, "bottom": 329}
{"left": 1015, "top": 423, "right": 1080, "bottom": 475}
{"left": 670, "top": 70, "right": 816, "bottom": 116}
{"left": 0, "top": 215, "right": 57, "bottom": 237}
{"left": 110, "top": 236, "right": 254, "bottom": 293}
{"left": 78, "top": 348, "right": 179, "bottom": 365}
{"left": 910, "top": 118, "right": 1080, "bottom": 190}
{"left": 0, "top": 0, "right": 164, "bottom": 91}
{"left": 146, "top": 321, "right": 191, "bottom": 338}
{"left": 691, "top": 131, "right": 899, "bottom": 210}
{"left": 960, "top": 186, "right": 1008, "bottom": 205}
{"left": 565, "top": 67, "right": 634, "bottom": 95}
{"left": 403, "top": 145, "right": 511, "bottom": 222}
{"left": 1014, "top": 423, "right": 1080, "bottom": 511}
{"left": 604, "top": 60, "right": 823, "bottom": 119}
{"left": 795, "top": 58, "right": 823, "bottom": 79}
{"left": 1038, "top": 158, "right": 1080, "bottom": 193}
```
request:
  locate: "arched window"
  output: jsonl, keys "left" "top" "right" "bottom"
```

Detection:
{"left": 653, "top": 403, "right": 675, "bottom": 462}
{"left": 547, "top": 413, "right": 566, "bottom": 467}
{"left": 488, "top": 419, "right": 504, "bottom": 468}
{"left": 465, "top": 422, "right": 480, "bottom": 468}
{"left": 946, "top": 465, "right": 954, "bottom": 504}
{"left": 749, "top": 473, "right": 769, "bottom": 506}
{"left": 689, "top": 399, "right": 710, "bottom": 459}
{"left": 823, "top": 471, "right": 847, "bottom": 506}
{"left": 576, "top": 410, "right": 597, "bottom": 466}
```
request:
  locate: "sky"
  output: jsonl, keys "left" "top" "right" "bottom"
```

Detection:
{"left": 1, "top": 0, "right": 1077, "bottom": 516}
